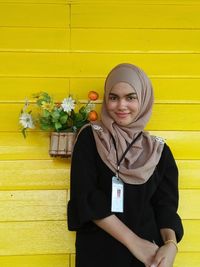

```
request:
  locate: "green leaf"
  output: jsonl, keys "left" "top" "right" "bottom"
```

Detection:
{"left": 60, "top": 114, "right": 68, "bottom": 124}
{"left": 51, "top": 110, "right": 60, "bottom": 120}
{"left": 22, "top": 128, "right": 26, "bottom": 138}
{"left": 55, "top": 122, "right": 62, "bottom": 131}
{"left": 42, "top": 109, "right": 50, "bottom": 118}
{"left": 79, "top": 106, "right": 86, "bottom": 114}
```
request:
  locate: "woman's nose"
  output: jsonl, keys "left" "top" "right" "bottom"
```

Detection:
{"left": 117, "top": 99, "right": 127, "bottom": 110}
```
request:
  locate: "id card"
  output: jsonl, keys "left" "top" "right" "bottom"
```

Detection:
{"left": 111, "top": 176, "right": 124, "bottom": 213}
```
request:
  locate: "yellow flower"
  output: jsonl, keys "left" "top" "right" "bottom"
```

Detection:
{"left": 41, "top": 101, "right": 54, "bottom": 112}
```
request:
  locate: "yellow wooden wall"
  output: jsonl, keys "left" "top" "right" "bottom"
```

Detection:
{"left": 0, "top": 0, "right": 200, "bottom": 266}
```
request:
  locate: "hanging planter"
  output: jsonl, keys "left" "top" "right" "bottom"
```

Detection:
{"left": 19, "top": 90, "right": 99, "bottom": 157}
{"left": 49, "top": 132, "right": 76, "bottom": 157}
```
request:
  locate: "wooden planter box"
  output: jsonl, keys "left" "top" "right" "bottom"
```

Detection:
{"left": 49, "top": 132, "right": 76, "bottom": 157}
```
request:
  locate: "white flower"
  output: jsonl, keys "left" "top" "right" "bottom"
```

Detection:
{"left": 19, "top": 113, "right": 35, "bottom": 129}
{"left": 61, "top": 97, "right": 75, "bottom": 112}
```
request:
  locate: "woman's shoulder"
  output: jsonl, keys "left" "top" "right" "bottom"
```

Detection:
{"left": 75, "top": 124, "right": 95, "bottom": 147}
{"left": 77, "top": 123, "right": 93, "bottom": 137}
{"left": 157, "top": 142, "right": 177, "bottom": 172}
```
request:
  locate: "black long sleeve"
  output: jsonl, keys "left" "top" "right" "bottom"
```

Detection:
{"left": 67, "top": 126, "right": 112, "bottom": 231}
{"left": 151, "top": 144, "right": 184, "bottom": 242}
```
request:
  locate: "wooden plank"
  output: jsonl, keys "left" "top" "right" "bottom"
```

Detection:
{"left": 178, "top": 160, "right": 200, "bottom": 189}
{"left": 0, "top": 159, "right": 199, "bottom": 190}
{"left": 0, "top": 188, "right": 198, "bottom": 221}
{"left": 0, "top": 131, "right": 199, "bottom": 160}
{"left": 0, "top": 77, "right": 70, "bottom": 102}
{"left": 71, "top": 4, "right": 200, "bottom": 28}
{"left": 147, "top": 104, "right": 200, "bottom": 130}
{"left": 69, "top": 77, "right": 200, "bottom": 103}
{"left": 0, "top": 220, "right": 198, "bottom": 255}
{"left": 0, "top": 255, "right": 70, "bottom": 267}
{"left": 0, "top": 28, "right": 70, "bottom": 51}
{"left": 2, "top": 103, "right": 200, "bottom": 131}
{"left": 178, "top": 220, "right": 200, "bottom": 252}
{"left": 175, "top": 252, "right": 200, "bottom": 267}
{"left": 0, "top": 132, "right": 50, "bottom": 160}
{"left": 71, "top": 29, "right": 200, "bottom": 53}
{"left": 150, "top": 131, "right": 200, "bottom": 160}
{"left": 152, "top": 78, "right": 200, "bottom": 104}
{"left": 0, "top": 221, "right": 75, "bottom": 255}
{"left": 69, "top": 0, "right": 200, "bottom": 3}
{"left": 0, "top": 160, "right": 70, "bottom": 190}
{"left": 1, "top": 77, "right": 200, "bottom": 103}
{"left": 1, "top": 252, "right": 199, "bottom": 267}
{"left": 0, "top": 0, "right": 199, "bottom": 3}
{"left": 0, "top": 190, "right": 66, "bottom": 221}
{"left": 0, "top": 3, "right": 69, "bottom": 28}
{"left": 0, "top": 53, "right": 200, "bottom": 78}
{"left": 0, "top": 0, "right": 66, "bottom": 2}
{"left": 70, "top": 254, "right": 75, "bottom": 267}
{"left": 179, "top": 190, "right": 200, "bottom": 219}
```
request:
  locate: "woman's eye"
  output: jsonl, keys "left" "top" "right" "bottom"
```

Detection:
{"left": 109, "top": 96, "right": 117, "bottom": 101}
{"left": 127, "top": 96, "right": 136, "bottom": 101}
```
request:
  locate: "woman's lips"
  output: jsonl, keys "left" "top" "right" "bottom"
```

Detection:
{"left": 115, "top": 112, "right": 130, "bottom": 118}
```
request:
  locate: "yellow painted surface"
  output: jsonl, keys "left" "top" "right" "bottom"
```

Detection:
{"left": 178, "top": 160, "right": 200, "bottom": 189}
{"left": 0, "top": 188, "right": 198, "bottom": 221}
{"left": 70, "top": 77, "right": 200, "bottom": 103}
{"left": 179, "top": 190, "right": 200, "bottom": 219}
{"left": 0, "top": 3, "right": 69, "bottom": 27}
{"left": 0, "top": 28, "right": 70, "bottom": 51}
{"left": 1, "top": 77, "right": 200, "bottom": 103}
{"left": 0, "top": 77, "right": 70, "bottom": 101}
{"left": 175, "top": 253, "right": 200, "bottom": 267}
{"left": 1, "top": 253, "right": 200, "bottom": 267}
{"left": 72, "top": 29, "right": 200, "bottom": 52}
{"left": 0, "top": 1, "right": 199, "bottom": 266}
{"left": 71, "top": 254, "right": 76, "bottom": 267}
{"left": 0, "top": 160, "right": 70, "bottom": 190}
{"left": 1, "top": 131, "right": 200, "bottom": 160}
{"left": 0, "top": 255, "right": 70, "bottom": 267}
{"left": 71, "top": 3, "right": 200, "bottom": 28}
{"left": 0, "top": 159, "right": 199, "bottom": 190}
{"left": 0, "top": 190, "right": 67, "bottom": 221}
{"left": 0, "top": 220, "right": 199, "bottom": 255}
{"left": 0, "top": 53, "right": 200, "bottom": 77}
{"left": 0, "top": 221, "right": 75, "bottom": 255}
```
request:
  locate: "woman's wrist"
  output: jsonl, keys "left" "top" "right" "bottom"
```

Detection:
{"left": 164, "top": 239, "right": 178, "bottom": 252}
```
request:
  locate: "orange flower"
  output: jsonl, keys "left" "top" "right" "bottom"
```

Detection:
{"left": 88, "top": 91, "right": 99, "bottom": 101}
{"left": 88, "top": 110, "right": 98, "bottom": 121}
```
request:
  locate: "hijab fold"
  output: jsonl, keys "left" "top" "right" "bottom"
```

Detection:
{"left": 90, "top": 63, "right": 164, "bottom": 184}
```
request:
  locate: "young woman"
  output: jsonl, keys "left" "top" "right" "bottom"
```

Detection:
{"left": 67, "top": 63, "right": 183, "bottom": 267}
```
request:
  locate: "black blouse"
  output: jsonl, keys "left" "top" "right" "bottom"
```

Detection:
{"left": 67, "top": 126, "right": 183, "bottom": 267}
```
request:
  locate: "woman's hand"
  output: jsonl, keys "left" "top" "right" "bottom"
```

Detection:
{"left": 94, "top": 215, "right": 159, "bottom": 266}
{"left": 127, "top": 237, "right": 159, "bottom": 266}
{"left": 150, "top": 242, "right": 177, "bottom": 267}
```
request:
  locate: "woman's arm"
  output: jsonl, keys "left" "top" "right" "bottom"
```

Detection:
{"left": 94, "top": 215, "right": 159, "bottom": 267}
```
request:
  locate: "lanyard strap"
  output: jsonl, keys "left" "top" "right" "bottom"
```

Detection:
{"left": 111, "top": 132, "right": 142, "bottom": 176}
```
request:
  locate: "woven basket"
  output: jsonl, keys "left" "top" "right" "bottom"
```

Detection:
{"left": 49, "top": 132, "right": 76, "bottom": 157}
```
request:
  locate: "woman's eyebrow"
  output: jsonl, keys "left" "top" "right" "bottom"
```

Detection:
{"left": 109, "top": 92, "right": 137, "bottom": 96}
{"left": 126, "top": 93, "right": 137, "bottom": 96}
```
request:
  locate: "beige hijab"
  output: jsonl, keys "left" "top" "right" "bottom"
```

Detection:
{"left": 91, "top": 63, "right": 164, "bottom": 184}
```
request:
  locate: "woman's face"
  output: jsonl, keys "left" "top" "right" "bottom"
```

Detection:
{"left": 106, "top": 82, "right": 140, "bottom": 126}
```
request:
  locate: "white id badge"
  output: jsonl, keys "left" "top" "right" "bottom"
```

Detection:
{"left": 111, "top": 176, "right": 124, "bottom": 213}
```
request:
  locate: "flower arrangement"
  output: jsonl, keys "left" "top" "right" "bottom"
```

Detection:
{"left": 19, "top": 91, "right": 99, "bottom": 138}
